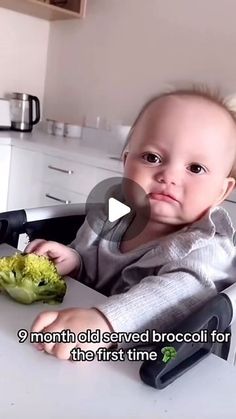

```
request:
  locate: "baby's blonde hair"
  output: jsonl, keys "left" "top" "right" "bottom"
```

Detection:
{"left": 122, "top": 85, "right": 236, "bottom": 180}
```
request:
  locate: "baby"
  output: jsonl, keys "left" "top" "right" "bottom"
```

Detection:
{"left": 25, "top": 87, "right": 236, "bottom": 360}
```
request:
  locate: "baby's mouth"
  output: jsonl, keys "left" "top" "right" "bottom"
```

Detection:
{"left": 148, "top": 192, "right": 179, "bottom": 204}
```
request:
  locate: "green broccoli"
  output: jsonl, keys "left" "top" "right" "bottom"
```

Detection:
{"left": 0, "top": 253, "right": 66, "bottom": 305}
{"left": 161, "top": 346, "right": 177, "bottom": 363}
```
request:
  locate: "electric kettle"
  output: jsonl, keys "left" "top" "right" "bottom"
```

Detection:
{"left": 10, "top": 92, "right": 40, "bottom": 132}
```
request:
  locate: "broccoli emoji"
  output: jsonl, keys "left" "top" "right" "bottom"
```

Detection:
{"left": 161, "top": 346, "right": 177, "bottom": 363}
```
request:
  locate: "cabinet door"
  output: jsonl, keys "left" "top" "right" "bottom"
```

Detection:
{"left": 0, "top": 0, "right": 86, "bottom": 20}
{"left": 42, "top": 154, "right": 122, "bottom": 196}
{"left": 7, "top": 147, "right": 44, "bottom": 211}
{"left": 40, "top": 183, "right": 87, "bottom": 206}
{"left": 48, "top": 0, "right": 86, "bottom": 15}
{"left": 0, "top": 145, "right": 11, "bottom": 212}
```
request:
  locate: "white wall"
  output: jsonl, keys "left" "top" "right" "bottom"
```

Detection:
{"left": 43, "top": 0, "right": 236, "bottom": 126}
{"left": 0, "top": 8, "right": 50, "bottom": 107}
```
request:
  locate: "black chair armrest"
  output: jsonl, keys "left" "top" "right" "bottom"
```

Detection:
{"left": 139, "top": 290, "right": 233, "bottom": 389}
{"left": 0, "top": 204, "right": 86, "bottom": 247}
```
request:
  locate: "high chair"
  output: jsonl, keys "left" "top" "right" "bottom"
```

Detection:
{"left": 0, "top": 203, "right": 235, "bottom": 390}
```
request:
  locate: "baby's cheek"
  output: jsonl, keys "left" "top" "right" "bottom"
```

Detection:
{"left": 124, "top": 164, "right": 140, "bottom": 180}
{"left": 182, "top": 200, "right": 207, "bottom": 223}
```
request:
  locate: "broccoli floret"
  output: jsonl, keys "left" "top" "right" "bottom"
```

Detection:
{"left": 161, "top": 346, "right": 177, "bottom": 363}
{"left": 0, "top": 253, "right": 66, "bottom": 305}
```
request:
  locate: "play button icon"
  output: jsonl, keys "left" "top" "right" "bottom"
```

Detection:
{"left": 108, "top": 197, "right": 131, "bottom": 222}
{"left": 85, "top": 176, "right": 150, "bottom": 242}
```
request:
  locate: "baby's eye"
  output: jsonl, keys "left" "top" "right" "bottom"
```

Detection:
{"left": 142, "top": 153, "right": 161, "bottom": 164}
{"left": 188, "top": 163, "right": 206, "bottom": 174}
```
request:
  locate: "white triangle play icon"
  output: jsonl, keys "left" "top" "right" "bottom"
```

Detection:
{"left": 108, "top": 197, "right": 131, "bottom": 222}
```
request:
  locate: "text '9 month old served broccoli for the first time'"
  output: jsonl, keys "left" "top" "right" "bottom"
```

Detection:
{"left": 0, "top": 253, "right": 67, "bottom": 305}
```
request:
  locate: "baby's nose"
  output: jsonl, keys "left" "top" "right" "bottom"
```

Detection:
{"left": 154, "top": 167, "right": 179, "bottom": 185}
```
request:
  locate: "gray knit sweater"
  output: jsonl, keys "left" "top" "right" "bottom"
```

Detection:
{"left": 70, "top": 206, "right": 236, "bottom": 336}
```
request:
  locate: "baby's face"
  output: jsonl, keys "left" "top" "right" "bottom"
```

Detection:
{"left": 123, "top": 96, "right": 236, "bottom": 226}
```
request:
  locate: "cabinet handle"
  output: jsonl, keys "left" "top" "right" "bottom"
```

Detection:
{"left": 48, "top": 165, "right": 74, "bottom": 175}
{"left": 45, "top": 193, "right": 71, "bottom": 204}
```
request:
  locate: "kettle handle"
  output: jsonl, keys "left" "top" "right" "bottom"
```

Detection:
{"left": 31, "top": 96, "right": 40, "bottom": 125}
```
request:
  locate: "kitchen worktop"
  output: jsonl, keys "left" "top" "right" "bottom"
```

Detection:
{"left": 0, "top": 128, "right": 124, "bottom": 173}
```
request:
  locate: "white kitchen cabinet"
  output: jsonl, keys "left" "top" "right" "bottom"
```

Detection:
{"left": 7, "top": 146, "right": 44, "bottom": 210}
{"left": 0, "top": 0, "right": 87, "bottom": 21}
{"left": 41, "top": 153, "right": 122, "bottom": 198}
{"left": 39, "top": 184, "right": 87, "bottom": 206}
{"left": 7, "top": 145, "right": 122, "bottom": 211}
{"left": 0, "top": 145, "right": 11, "bottom": 212}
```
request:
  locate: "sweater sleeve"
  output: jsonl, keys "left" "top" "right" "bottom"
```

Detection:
{"left": 67, "top": 216, "right": 101, "bottom": 287}
{"left": 93, "top": 238, "right": 236, "bottom": 338}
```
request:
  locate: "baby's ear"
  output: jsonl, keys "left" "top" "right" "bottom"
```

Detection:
{"left": 227, "top": 176, "right": 236, "bottom": 193}
{"left": 122, "top": 151, "right": 129, "bottom": 165}
{"left": 220, "top": 177, "right": 236, "bottom": 203}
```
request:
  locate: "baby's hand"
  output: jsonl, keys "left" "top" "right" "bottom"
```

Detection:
{"left": 31, "top": 308, "right": 113, "bottom": 359}
{"left": 24, "top": 239, "right": 81, "bottom": 277}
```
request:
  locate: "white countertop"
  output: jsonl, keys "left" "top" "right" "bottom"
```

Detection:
{"left": 1, "top": 243, "right": 236, "bottom": 419}
{"left": 0, "top": 128, "right": 124, "bottom": 173}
